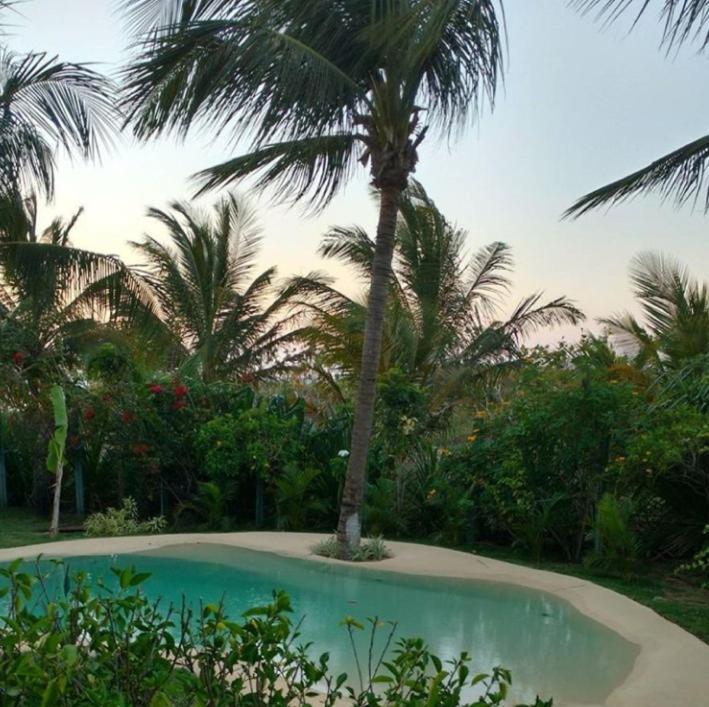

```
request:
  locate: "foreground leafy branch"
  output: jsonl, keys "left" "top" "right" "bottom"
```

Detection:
{"left": 0, "top": 560, "right": 552, "bottom": 706}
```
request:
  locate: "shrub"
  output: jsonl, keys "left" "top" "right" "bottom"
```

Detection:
{"left": 175, "top": 481, "right": 235, "bottom": 531}
{"left": 84, "top": 497, "right": 166, "bottom": 537}
{"left": 313, "top": 535, "right": 392, "bottom": 562}
{"left": 584, "top": 493, "right": 639, "bottom": 578}
{"left": 0, "top": 561, "right": 552, "bottom": 707}
{"left": 676, "top": 525, "right": 709, "bottom": 588}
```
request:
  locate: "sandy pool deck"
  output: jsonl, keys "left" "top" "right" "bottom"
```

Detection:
{"left": 1, "top": 531, "right": 707, "bottom": 707}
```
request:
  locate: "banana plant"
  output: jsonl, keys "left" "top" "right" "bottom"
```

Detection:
{"left": 47, "top": 384, "right": 67, "bottom": 536}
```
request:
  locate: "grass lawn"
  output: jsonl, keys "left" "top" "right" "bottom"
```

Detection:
{"left": 474, "top": 543, "right": 709, "bottom": 645}
{"left": 1, "top": 508, "right": 707, "bottom": 644}
{"left": 0, "top": 507, "right": 83, "bottom": 550}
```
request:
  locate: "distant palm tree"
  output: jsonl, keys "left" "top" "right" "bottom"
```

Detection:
{"left": 601, "top": 252, "right": 709, "bottom": 368}
{"left": 131, "top": 194, "right": 308, "bottom": 382}
{"left": 299, "top": 182, "right": 584, "bottom": 394}
{"left": 0, "top": 194, "right": 153, "bottom": 388}
{"left": 0, "top": 15, "right": 116, "bottom": 199}
{"left": 121, "top": 0, "right": 505, "bottom": 555}
{"left": 567, "top": 0, "right": 709, "bottom": 216}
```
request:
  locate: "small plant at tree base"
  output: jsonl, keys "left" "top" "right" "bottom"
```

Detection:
{"left": 314, "top": 535, "right": 392, "bottom": 562}
{"left": 84, "top": 497, "right": 166, "bottom": 537}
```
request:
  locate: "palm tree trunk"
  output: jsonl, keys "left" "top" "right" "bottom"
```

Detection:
{"left": 336, "top": 186, "right": 401, "bottom": 557}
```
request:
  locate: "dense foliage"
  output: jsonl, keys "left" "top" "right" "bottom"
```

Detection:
{"left": 0, "top": 560, "right": 551, "bottom": 706}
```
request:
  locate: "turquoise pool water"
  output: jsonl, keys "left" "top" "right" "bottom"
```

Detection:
{"left": 10, "top": 544, "right": 638, "bottom": 704}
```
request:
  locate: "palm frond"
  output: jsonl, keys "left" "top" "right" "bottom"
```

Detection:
{"left": 319, "top": 225, "right": 376, "bottom": 280}
{"left": 193, "top": 136, "right": 360, "bottom": 210}
{"left": 500, "top": 293, "right": 585, "bottom": 341}
{"left": 0, "top": 49, "right": 117, "bottom": 198}
{"left": 393, "top": 0, "right": 504, "bottom": 134}
{"left": 603, "top": 251, "right": 709, "bottom": 366}
{"left": 461, "top": 241, "right": 513, "bottom": 317}
{"left": 599, "top": 311, "right": 661, "bottom": 364}
{"left": 571, "top": 0, "right": 709, "bottom": 51}
{"left": 565, "top": 134, "right": 709, "bottom": 217}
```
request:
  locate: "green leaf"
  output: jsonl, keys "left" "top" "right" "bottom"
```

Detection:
{"left": 61, "top": 644, "right": 78, "bottom": 666}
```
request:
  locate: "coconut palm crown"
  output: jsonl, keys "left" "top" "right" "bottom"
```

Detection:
{"left": 0, "top": 40, "right": 116, "bottom": 199}
{"left": 601, "top": 252, "right": 709, "bottom": 368}
{"left": 298, "top": 182, "right": 584, "bottom": 394}
{"left": 131, "top": 194, "right": 309, "bottom": 382}
{"left": 0, "top": 194, "right": 154, "bottom": 390}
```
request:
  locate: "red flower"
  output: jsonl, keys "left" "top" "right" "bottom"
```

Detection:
{"left": 121, "top": 410, "right": 136, "bottom": 424}
{"left": 83, "top": 407, "right": 96, "bottom": 422}
{"left": 101, "top": 393, "right": 112, "bottom": 402}
{"left": 173, "top": 384, "right": 188, "bottom": 397}
{"left": 172, "top": 398, "right": 188, "bottom": 411}
{"left": 11, "top": 351, "right": 25, "bottom": 366}
{"left": 148, "top": 383, "right": 163, "bottom": 395}
{"left": 130, "top": 442, "right": 150, "bottom": 456}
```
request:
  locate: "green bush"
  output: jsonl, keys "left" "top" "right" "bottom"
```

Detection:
{"left": 313, "top": 535, "right": 392, "bottom": 561}
{"left": 441, "top": 346, "right": 644, "bottom": 561}
{"left": 0, "top": 561, "right": 552, "bottom": 707}
{"left": 84, "top": 497, "right": 166, "bottom": 537}
{"left": 584, "top": 493, "right": 639, "bottom": 577}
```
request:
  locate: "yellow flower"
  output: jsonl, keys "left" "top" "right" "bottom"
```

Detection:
{"left": 467, "top": 434, "right": 478, "bottom": 443}
{"left": 474, "top": 410, "right": 487, "bottom": 419}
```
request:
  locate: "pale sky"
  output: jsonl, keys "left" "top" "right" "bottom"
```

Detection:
{"left": 5, "top": 0, "right": 709, "bottom": 344}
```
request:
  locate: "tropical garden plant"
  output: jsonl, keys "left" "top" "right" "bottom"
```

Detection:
{"left": 299, "top": 182, "right": 584, "bottom": 396}
{"left": 0, "top": 195, "right": 154, "bottom": 393}
{"left": 600, "top": 252, "right": 708, "bottom": 368}
{"left": 131, "top": 193, "right": 309, "bottom": 381}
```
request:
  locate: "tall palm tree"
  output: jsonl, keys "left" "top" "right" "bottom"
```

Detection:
{"left": 131, "top": 193, "right": 308, "bottom": 382}
{"left": 601, "top": 251, "right": 709, "bottom": 368}
{"left": 0, "top": 193, "right": 153, "bottom": 390}
{"left": 567, "top": 0, "right": 709, "bottom": 216}
{"left": 121, "top": 0, "right": 505, "bottom": 555}
{"left": 0, "top": 13, "right": 116, "bottom": 200}
{"left": 299, "top": 182, "right": 584, "bottom": 393}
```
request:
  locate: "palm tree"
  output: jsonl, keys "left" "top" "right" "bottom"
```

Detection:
{"left": 0, "top": 193, "right": 156, "bottom": 512}
{"left": 131, "top": 193, "right": 308, "bottom": 382}
{"left": 567, "top": 0, "right": 709, "bottom": 216}
{"left": 0, "top": 194, "right": 153, "bottom": 391}
{"left": 298, "top": 182, "right": 584, "bottom": 395}
{"left": 600, "top": 252, "right": 709, "bottom": 368}
{"left": 121, "top": 0, "right": 505, "bottom": 555}
{"left": 0, "top": 13, "right": 116, "bottom": 199}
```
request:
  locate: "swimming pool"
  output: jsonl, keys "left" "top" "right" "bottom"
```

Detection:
{"left": 18, "top": 543, "right": 639, "bottom": 704}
